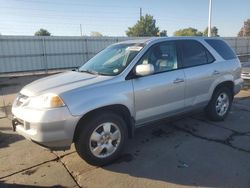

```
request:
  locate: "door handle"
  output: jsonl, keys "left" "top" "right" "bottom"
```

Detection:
{"left": 213, "top": 70, "right": 220, "bottom": 75}
{"left": 173, "top": 78, "right": 184, "bottom": 84}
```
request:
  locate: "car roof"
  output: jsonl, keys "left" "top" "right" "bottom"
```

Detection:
{"left": 117, "top": 36, "right": 223, "bottom": 46}
{"left": 116, "top": 38, "right": 152, "bottom": 45}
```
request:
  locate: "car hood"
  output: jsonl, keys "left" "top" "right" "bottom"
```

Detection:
{"left": 20, "top": 71, "right": 112, "bottom": 96}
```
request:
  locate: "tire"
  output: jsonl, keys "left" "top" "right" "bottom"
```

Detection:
{"left": 206, "top": 87, "right": 233, "bottom": 121}
{"left": 75, "top": 112, "right": 128, "bottom": 166}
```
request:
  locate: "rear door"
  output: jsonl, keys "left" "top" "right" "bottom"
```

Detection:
{"left": 178, "top": 40, "right": 220, "bottom": 109}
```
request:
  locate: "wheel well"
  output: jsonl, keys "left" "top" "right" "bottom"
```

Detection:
{"left": 213, "top": 81, "right": 234, "bottom": 98}
{"left": 73, "top": 105, "right": 134, "bottom": 142}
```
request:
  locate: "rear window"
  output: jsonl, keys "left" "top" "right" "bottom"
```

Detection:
{"left": 205, "top": 39, "right": 237, "bottom": 60}
{"left": 180, "top": 40, "right": 215, "bottom": 68}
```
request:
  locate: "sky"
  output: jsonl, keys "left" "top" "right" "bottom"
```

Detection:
{"left": 0, "top": 0, "right": 249, "bottom": 37}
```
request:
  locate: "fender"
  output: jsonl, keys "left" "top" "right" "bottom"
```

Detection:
{"left": 208, "top": 73, "right": 234, "bottom": 100}
{"left": 61, "top": 80, "right": 135, "bottom": 118}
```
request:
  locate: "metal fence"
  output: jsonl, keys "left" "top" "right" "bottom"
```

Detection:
{"left": 0, "top": 36, "right": 139, "bottom": 74}
{"left": 0, "top": 36, "right": 250, "bottom": 74}
{"left": 225, "top": 37, "right": 250, "bottom": 62}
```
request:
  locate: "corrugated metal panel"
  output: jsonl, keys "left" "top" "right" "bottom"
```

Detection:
{"left": 224, "top": 37, "right": 237, "bottom": 52}
{"left": 236, "top": 38, "right": 249, "bottom": 54}
{"left": 0, "top": 36, "right": 250, "bottom": 74}
{"left": 0, "top": 36, "right": 45, "bottom": 72}
{"left": 224, "top": 37, "right": 250, "bottom": 55}
{"left": 45, "top": 37, "right": 85, "bottom": 69}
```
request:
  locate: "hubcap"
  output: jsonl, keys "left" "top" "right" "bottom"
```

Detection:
{"left": 215, "top": 92, "right": 229, "bottom": 116}
{"left": 89, "top": 122, "right": 121, "bottom": 158}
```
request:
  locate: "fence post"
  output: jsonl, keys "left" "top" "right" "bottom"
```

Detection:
{"left": 247, "top": 38, "right": 250, "bottom": 56}
{"left": 42, "top": 37, "right": 48, "bottom": 73}
{"left": 80, "top": 37, "right": 85, "bottom": 66}
{"left": 85, "top": 37, "right": 89, "bottom": 62}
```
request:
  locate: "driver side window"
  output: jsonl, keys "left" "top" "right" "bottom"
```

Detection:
{"left": 138, "top": 42, "right": 178, "bottom": 74}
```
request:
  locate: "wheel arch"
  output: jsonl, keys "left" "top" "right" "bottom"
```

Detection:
{"left": 73, "top": 104, "right": 135, "bottom": 142}
{"left": 212, "top": 80, "right": 234, "bottom": 99}
{"left": 206, "top": 80, "right": 234, "bottom": 121}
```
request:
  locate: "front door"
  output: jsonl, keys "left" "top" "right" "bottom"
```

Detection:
{"left": 132, "top": 41, "right": 185, "bottom": 125}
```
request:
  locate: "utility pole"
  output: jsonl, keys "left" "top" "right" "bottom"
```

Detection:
{"left": 140, "top": 8, "right": 142, "bottom": 21}
{"left": 80, "top": 24, "right": 83, "bottom": 36}
{"left": 208, "top": 0, "right": 212, "bottom": 37}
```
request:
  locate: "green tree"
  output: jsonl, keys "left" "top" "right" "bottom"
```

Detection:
{"left": 203, "top": 26, "right": 219, "bottom": 37}
{"left": 34, "top": 28, "right": 51, "bottom": 36}
{"left": 126, "top": 14, "right": 160, "bottom": 37}
{"left": 159, "top": 30, "right": 167, "bottom": 37}
{"left": 90, "top": 31, "right": 103, "bottom": 37}
{"left": 173, "top": 27, "right": 203, "bottom": 36}
{"left": 238, "top": 19, "right": 250, "bottom": 37}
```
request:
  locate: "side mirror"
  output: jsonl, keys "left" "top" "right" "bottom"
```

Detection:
{"left": 135, "top": 64, "right": 154, "bottom": 76}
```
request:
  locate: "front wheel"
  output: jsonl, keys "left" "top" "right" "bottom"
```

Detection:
{"left": 75, "top": 112, "right": 127, "bottom": 166}
{"left": 206, "top": 87, "right": 233, "bottom": 121}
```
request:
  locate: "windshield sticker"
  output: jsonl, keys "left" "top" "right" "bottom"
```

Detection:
{"left": 113, "top": 69, "right": 119, "bottom": 73}
{"left": 126, "top": 46, "right": 143, "bottom": 51}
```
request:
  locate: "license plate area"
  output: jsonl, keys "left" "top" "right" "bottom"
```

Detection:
{"left": 12, "top": 117, "right": 24, "bottom": 131}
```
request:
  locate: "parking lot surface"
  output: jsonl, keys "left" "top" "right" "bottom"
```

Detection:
{"left": 0, "top": 75, "right": 250, "bottom": 188}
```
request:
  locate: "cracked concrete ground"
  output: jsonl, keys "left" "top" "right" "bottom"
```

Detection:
{"left": 0, "top": 75, "right": 250, "bottom": 188}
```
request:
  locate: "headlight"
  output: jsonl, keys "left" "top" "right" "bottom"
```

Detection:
{"left": 27, "top": 93, "right": 65, "bottom": 109}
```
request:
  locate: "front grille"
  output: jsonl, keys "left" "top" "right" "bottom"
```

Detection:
{"left": 16, "top": 118, "right": 24, "bottom": 126}
{"left": 12, "top": 117, "right": 24, "bottom": 130}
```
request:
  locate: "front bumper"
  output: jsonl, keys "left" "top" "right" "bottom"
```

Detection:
{"left": 12, "top": 106, "right": 80, "bottom": 150}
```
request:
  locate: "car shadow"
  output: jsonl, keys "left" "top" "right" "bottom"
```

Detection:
{"left": 101, "top": 110, "right": 250, "bottom": 187}
{"left": 234, "top": 93, "right": 250, "bottom": 107}
{"left": 235, "top": 95, "right": 250, "bottom": 102}
{"left": 0, "top": 131, "right": 24, "bottom": 148}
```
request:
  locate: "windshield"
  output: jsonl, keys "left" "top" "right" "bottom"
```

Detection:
{"left": 79, "top": 43, "right": 144, "bottom": 76}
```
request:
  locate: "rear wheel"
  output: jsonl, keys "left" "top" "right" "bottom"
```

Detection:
{"left": 206, "top": 87, "right": 233, "bottom": 121}
{"left": 75, "top": 112, "right": 127, "bottom": 166}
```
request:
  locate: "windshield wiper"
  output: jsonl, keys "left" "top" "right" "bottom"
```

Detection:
{"left": 79, "top": 69, "right": 99, "bottom": 75}
{"left": 79, "top": 69, "right": 111, "bottom": 76}
{"left": 97, "top": 72, "right": 112, "bottom": 76}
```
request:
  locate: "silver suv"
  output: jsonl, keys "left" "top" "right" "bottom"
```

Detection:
{"left": 12, "top": 37, "right": 243, "bottom": 165}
